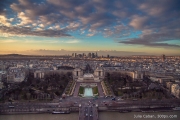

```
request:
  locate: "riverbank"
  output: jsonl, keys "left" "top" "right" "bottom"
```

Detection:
{"left": 0, "top": 111, "right": 180, "bottom": 120}
{"left": 0, "top": 107, "right": 178, "bottom": 115}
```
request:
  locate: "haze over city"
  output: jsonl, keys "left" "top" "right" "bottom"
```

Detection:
{"left": 0, "top": 0, "right": 180, "bottom": 56}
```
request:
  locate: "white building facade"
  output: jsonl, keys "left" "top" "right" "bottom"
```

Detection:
{"left": 171, "top": 84, "right": 180, "bottom": 98}
{"left": 7, "top": 67, "right": 25, "bottom": 83}
{"left": 34, "top": 70, "right": 45, "bottom": 79}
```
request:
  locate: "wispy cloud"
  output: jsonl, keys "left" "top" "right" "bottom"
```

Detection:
{"left": 28, "top": 39, "right": 60, "bottom": 44}
{"left": 0, "top": 39, "right": 17, "bottom": 43}
{"left": 119, "top": 29, "right": 180, "bottom": 48}
{"left": 64, "top": 39, "right": 80, "bottom": 43}
{"left": 0, "top": 26, "right": 71, "bottom": 37}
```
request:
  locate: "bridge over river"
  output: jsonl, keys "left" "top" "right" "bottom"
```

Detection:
{"left": 0, "top": 98, "right": 180, "bottom": 120}
{"left": 79, "top": 106, "right": 98, "bottom": 120}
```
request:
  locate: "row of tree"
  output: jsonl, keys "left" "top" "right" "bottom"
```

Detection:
{"left": 1, "top": 71, "right": 72, "bottom": 102}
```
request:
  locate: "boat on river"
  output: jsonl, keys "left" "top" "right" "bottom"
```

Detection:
{"left": 52, "top": 111, "right": 70, "bottom": 114}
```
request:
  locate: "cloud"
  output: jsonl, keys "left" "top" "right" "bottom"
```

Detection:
{"left": 17, "top": 12, "right": 33, "bottom": 25}
{"left": 138, "top": 0, "right": 180, "bottom": 17}
{"left": 0, "top": 26, "right": 71, "bottom": 37}
{"left": 0, "top": 0, "right": 14, "bottom": 15}
{"left": 0, "top": 15, "right": 11, "bottom": 26}
{"left": 22, "top": 39, "right": 58, "bottom": 44}
{"left": 9, "top": 18, "right": 14, "bottom": 22}
{"left": 64, "top": 39, "right": 80, "bottom": 43}
{"left": 87, "top": 33, "right": 95, "bottom": 37}
{"left": 66, "top": 22, "right": 81, "bottom": 31}
{"left": 120, "top": 39, "right": 180, "bottom": 48}
{"left": 39, "top": 24, "right": 45, "bottom": 28}
{"left": 0, "top": 39, "right": 64, "bottom": 44}
{"left": 129, "top": 15, "right": 149, "bottom": 30}
{"left": 119, "top": 29, "right": 180, "bottom": 48}
{"left": 79, "top": 12, "right": 115, "bottom": 27}
{"left": 0, "top": 0, "right": 179, "bottom": 50}
{"left": 0, "top": 39, "right": 18, "bottom": 43}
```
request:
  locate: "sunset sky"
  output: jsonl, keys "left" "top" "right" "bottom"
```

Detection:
{"left": 0, "top": 0, "right": 180, "bottom": 56}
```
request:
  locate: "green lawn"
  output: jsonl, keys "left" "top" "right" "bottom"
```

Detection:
{"left": 92, "top": 86, "right": 98, "bottom": 94}
{"left": 79, "top": 86, "right": 84, "bottom": 94}
{"left": 118, "top": 90, "right": 123, "bottom": 96}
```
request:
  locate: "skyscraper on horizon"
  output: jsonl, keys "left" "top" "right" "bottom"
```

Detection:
{"left": 162, "top": 54, "right": 166, "bottom": 62}
{"left": 96, "top": 52, "right": 98, "bottom": 57}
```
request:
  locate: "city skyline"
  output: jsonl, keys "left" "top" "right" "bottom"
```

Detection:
{"left": 0, "top": 0, "right": 180, "bottom": 55}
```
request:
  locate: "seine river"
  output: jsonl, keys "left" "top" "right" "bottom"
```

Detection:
{"left": 0, "top": 111, "right": 179, "bottom": 120}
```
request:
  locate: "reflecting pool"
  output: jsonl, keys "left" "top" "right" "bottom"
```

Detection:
{"left": 84, "top": 87, "right": 93, "bottom": 97}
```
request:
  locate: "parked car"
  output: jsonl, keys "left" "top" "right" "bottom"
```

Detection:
{"left": 111, "top": 98, "right": 116, "bottom": 101}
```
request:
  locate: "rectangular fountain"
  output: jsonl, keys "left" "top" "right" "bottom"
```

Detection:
{"left": 84, "top": 87, "right": 93, "bottom": 97}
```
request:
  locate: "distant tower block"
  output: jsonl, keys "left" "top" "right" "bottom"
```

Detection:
{"left": 162, "top": 54, "right": 166, "bottom": 62}
{"left": 95, "top": 52, "right": 98, "bottom": 57}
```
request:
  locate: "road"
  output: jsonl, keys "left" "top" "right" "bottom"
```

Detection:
{"left": 79, "top": 100, "right": 98, "bottom": 120}
{"left": 0, "top": 96, "right": 180, "bottom": 115}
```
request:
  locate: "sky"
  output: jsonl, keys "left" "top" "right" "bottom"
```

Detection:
{"left": 0, "top": 0, "right": 180, "bottom": 56}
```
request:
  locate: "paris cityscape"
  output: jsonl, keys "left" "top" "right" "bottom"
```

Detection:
{"left": 0, "top": 53, "right": 180, "bottom": 119}
{"left": 0, "top": 0, "right": 180, "bottom": 120}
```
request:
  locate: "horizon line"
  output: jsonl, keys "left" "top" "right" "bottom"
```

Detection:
{"left": 0, "top": 53, "right": 180, "bottom": 57}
